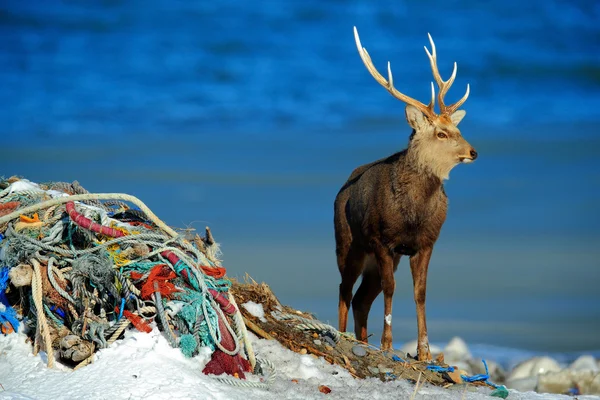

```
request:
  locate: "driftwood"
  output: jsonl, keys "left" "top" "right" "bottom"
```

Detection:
{"left": 231, "top": 276, "right": 491, "bottom": 389}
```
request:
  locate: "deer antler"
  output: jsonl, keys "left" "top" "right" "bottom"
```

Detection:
{"left": 354, "top": 26, "right": 436, "bottom": 120}
{"left": 424, "top": 33, "right": 470, "bottom": 116}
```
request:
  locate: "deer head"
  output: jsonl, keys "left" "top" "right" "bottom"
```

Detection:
{"left": 354, "top": 27, "right": 477, "bottom": 180}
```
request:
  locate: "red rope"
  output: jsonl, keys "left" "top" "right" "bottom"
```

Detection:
{"left": 65, "top": 201, "right": 125, "bottom": 237}
{"left": 114, "top": 306, "right": 153, "bottom": 333}
{"left": 0, "top": 201, "right": 20, "bottom": 217}
{"left": 161, "top": 250, "right": 227, "bottom": 279}
{"left": 134, "top": 264, "right": 179, "bottom": 300}
{"left": 123, "top": 310, "right": 153, "bottom": 333}
{"left": 208, "top": 289, "right": 237, "bottom": 315}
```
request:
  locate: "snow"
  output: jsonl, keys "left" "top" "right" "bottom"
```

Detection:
{"left": 1, "top": 331, "right": 599, "bottom": 400}
{"left": 241, "top": 302, "right": 266, "bottom": 322}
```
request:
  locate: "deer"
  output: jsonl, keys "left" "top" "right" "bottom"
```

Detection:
{"left": 334, "top": 27, "right": 477, "bottom": 361}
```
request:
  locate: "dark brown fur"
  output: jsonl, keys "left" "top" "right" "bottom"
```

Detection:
{"left": 342, "top": 28, "right": 476, "bottom": 360}
{"left": 334, "top": 133, "right": 450, "bottom": 360}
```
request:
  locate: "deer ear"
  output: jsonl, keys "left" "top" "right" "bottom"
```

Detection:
{"left": 450, "top": 110, "right": 466, "bottom": 126}
{"left": 405, "top": 105, "right": 429, "bottom": 130}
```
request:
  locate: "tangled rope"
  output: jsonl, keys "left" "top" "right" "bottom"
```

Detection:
{"left": 271, "top": 311, "right": 341, "bottom": 343}
{"left": 0, "top": 178, "right": 266, "bottom": 388}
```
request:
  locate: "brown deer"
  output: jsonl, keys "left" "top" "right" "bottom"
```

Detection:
{"left": 334, "top": 27, "right": 477, "bottom": 361}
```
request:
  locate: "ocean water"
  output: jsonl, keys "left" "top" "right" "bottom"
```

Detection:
{"left": 1, "top": 1, "right": 599, "bottom": 356}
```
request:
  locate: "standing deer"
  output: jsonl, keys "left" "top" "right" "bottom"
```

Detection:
{"left": 334, "top": 27, "right": 477, "bottom": 361}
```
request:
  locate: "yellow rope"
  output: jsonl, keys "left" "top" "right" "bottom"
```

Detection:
{"left": 31, "top": 258, "right": 55, "bottom": 368}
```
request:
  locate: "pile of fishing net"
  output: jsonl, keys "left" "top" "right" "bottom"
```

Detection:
{"left": 0, "top": 177, "right": 261, "bottom": 382}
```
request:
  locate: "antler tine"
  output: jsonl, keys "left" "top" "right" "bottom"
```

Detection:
{"left": 424, "top": 33, "right": 469, "bottom": 115}
{"left": 354, "top": 26, "right": 436, "bottom": 120}
{"left": 445, "top": 83, "right": 470, "bottom": 115}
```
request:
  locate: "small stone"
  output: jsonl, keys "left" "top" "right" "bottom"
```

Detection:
{"left": 323, "top": 336, "right": 337, "bottom": 347}
{"left": 299, "top": 348, "right": 307, "bottom": 355}
{"left": 367, "top": 366, "right": 380, "bottom": 375}
{"left": 312, "top": 332, "right": 319, "bottom": 338}
{"left": 318, "top": 385, "right": 331, "bottom": 394}
{"left": 325, "top": 345, "right": 334, "bottom": 352}
{"left": 447, "top": 369, "right": 463, "bottom": 384}
{"left": 59, "top": 335, "right": 94, "bottom": 363}
{"left": 378, "top": 365, "right": 393, "bottom": 374}
{"left": 313, "top": 340, "right": 322, "bottom": 346}
{"left": 569, "top": 355, "right": 599, "bottom": 372}
{"left": 352, "top": 345, "right": 367, "bottom": 357}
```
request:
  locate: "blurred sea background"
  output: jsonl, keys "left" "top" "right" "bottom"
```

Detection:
{"left": 1, "top": 0, "right": 599, "bottom": 366}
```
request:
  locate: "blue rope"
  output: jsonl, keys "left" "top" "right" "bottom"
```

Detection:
{"left": 427, "top": 364, "right": 455, "bottom": 373}
{"left": 460, "top": 360, "right": 502, "bottom": 389}
{"left": 392, "top": 354, "right": 406, "bottom": 363}
{"left": 0, "top": 268, "right": 19, "bottom": 332}
{"left": 118, "top": 297, "right": 125, "bottom": 320}
{"left": 0, "top": 305, "right": 19, "bottom": 333}
{"left": 425, "top": 359, "right": 506, "bottom": 391}
{"left": 49, "top": 305, "right": 66, "bottom": 319}
{"left": 0, "top": 267, "right": 9, "bottom": 306}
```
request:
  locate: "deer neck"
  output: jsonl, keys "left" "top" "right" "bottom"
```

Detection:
{"left": 405, "top": 132, "right": 453, "bottom": 181}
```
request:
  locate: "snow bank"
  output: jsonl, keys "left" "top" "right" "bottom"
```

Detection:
{"left": 1, "top": 331, "right": 599, "bottom": 400}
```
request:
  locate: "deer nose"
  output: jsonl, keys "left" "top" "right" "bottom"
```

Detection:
{"left": 470, "top": 149, "right": 478, "bottom": 160}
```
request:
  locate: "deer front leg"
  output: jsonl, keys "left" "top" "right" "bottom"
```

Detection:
{"left": 410, "top": 247, "right": 433, "bottom": 361}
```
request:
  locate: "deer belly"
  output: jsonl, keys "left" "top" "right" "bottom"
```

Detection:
{"left": 393, "top": 243, "right": 417, "bottom": 256}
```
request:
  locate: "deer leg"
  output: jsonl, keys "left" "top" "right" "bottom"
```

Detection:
{"left": 410, "top": 246, "right": 433, "bottom": 361}
{"left": 338, "top": 248, "right": 365, "bottom": 333}
{"left": 372, "top": 244, "right": 396, "bottom": 351}
{"left": 351, "top": 257, "right": 382, "bottom": 342}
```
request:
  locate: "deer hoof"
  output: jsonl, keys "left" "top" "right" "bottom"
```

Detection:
{"left": 417, "top": 349, "right": 432, "bottom": 362}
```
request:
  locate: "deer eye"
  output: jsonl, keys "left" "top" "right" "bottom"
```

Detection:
{"left": 437, "top": 132, "right": 448, "bottom": 139}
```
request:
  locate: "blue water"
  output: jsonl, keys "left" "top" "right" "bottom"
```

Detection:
{"left": 1, "top": 1, "right": 599, "bottom": 354}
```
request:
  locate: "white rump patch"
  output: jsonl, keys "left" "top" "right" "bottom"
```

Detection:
{"left": 384, "top": 314, "right": 392, "bottom": 326}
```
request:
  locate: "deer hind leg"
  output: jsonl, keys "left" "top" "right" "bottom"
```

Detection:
{"left": 410, "top": 247, "right": 433, "bottom": 361}
{"left": 371, "top": 243, "right": 398, "bottom": 351}
{"left": 337, "top": 247, "right": 365, "bottom": 333}
{"left": 351, "top": 255, "right": 382, "bottom": 342}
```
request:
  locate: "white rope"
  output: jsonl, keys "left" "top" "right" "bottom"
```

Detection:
{"left": 31, "top": 258, "right": 55, "bottom": 368}
{"left": 271, "top": 311, "right": 340, "bottom": 343}
{"left": 47, "top": 257, "right": 75, "bottom": 304}
{"left": 228, "top": 292, "right": 256, "bottom": 371}
{"left": 214, "top": 357, "right": 277, "bottom": 389}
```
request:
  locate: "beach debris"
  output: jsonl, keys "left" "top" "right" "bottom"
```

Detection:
{"left": 0, "top": 177, "right": 265, "bottom": 387}
{"left": 232, "top": 278, "right": 508, "bottom": 393}
{"left": 490, "top": 385, "right": 510, "bottom": 398}
{"left": 318, "top": 384, "right": 331, "bottom": 394}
